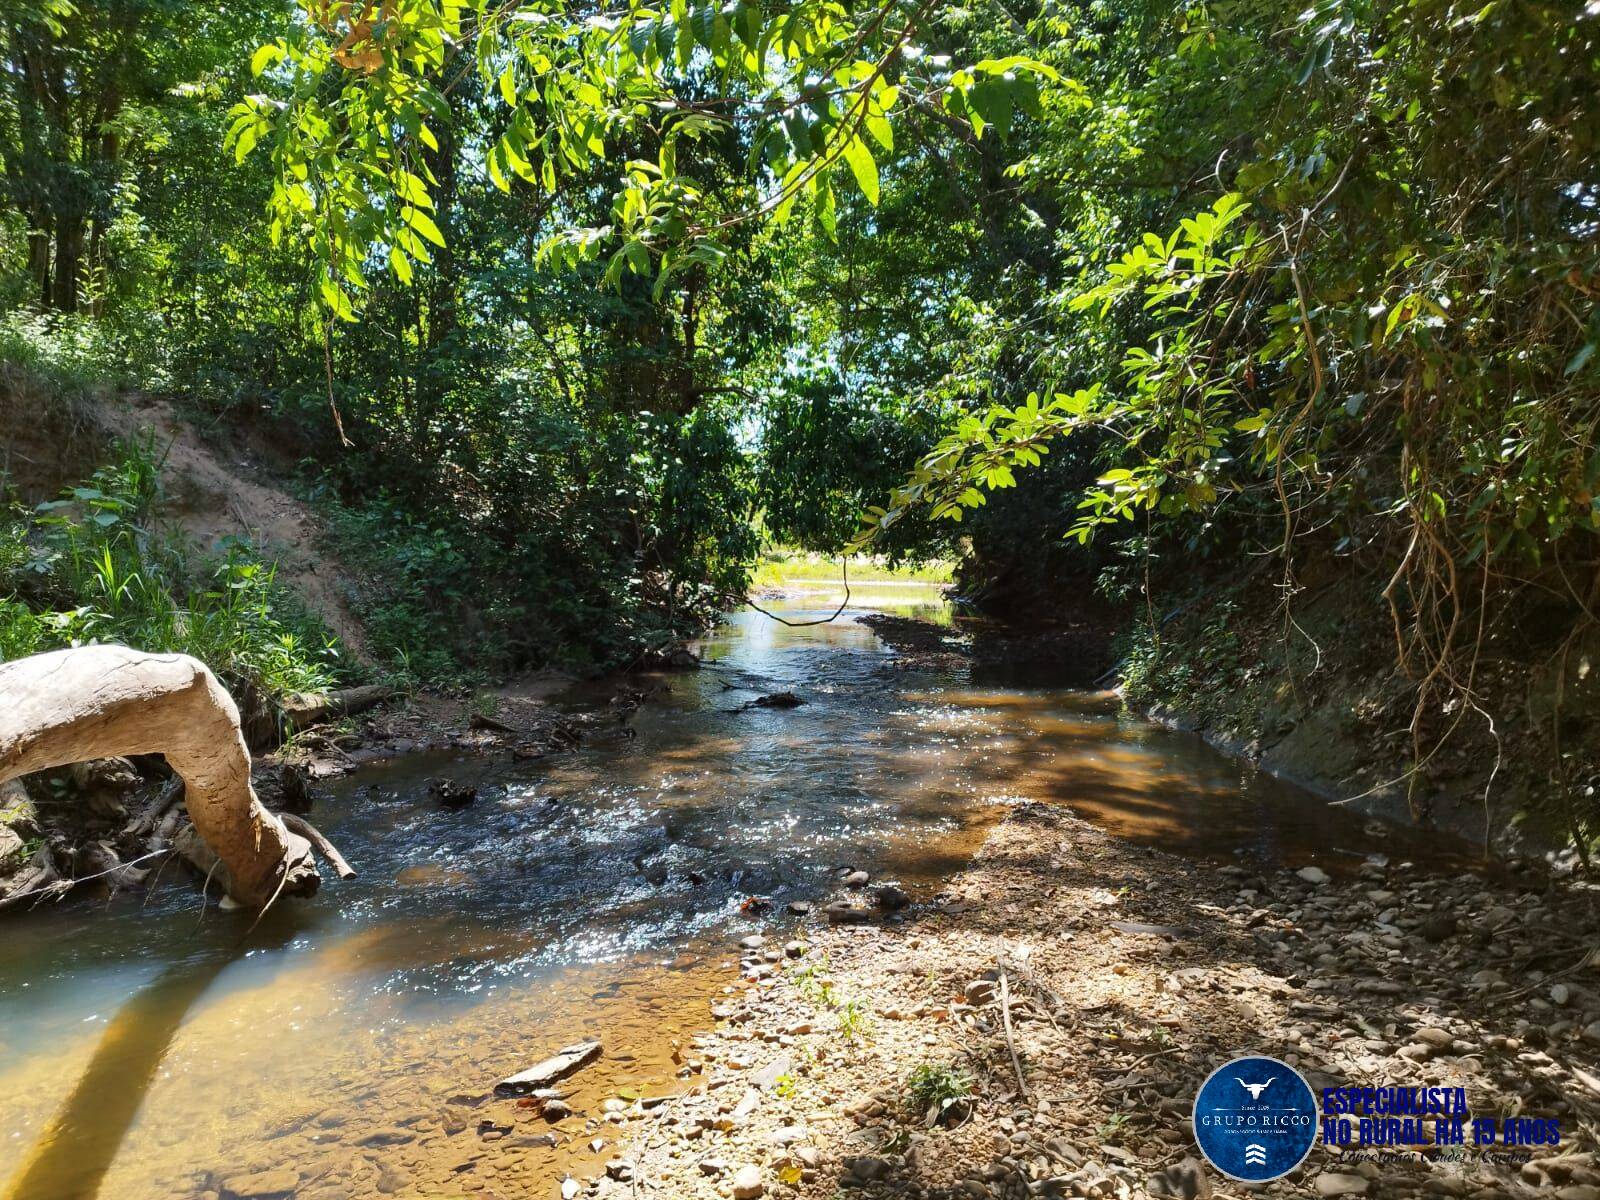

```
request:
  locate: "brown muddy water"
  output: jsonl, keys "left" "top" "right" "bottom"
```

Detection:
{"left": 0, "top": 591, "right": 1472, "bottom": 1200}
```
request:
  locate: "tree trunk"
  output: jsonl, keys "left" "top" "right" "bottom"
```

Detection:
{"left": 51, "top": 211, "right": 82, "bottom": 312}
{"left": 27, "top": 222, "right": 52, "bottom": 309}
{"left": 0, "top": 645, "right": 321, "bottom": 908}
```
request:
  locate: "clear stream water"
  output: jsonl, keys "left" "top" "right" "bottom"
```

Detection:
{"left": 0, "top": 590, "right": 1470, "bottom": 1200}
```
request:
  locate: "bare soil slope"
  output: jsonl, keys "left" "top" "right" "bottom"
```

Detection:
{"left": 1, "top": 376, "right": 372, "bottom": 664}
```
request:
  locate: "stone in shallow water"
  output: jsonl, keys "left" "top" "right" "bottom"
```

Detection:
{"left": 494, "top": 1040, "right": 602, "bottom": 1095}
{"left": 1296, "top": 866, "right": 1330, "bottom": 885}
{"left": 605, "top": 1159, "right": 635, "bottom": 1182}
{"left": 874, "top": 885, "right": 910, "bottom": 911}
{"left": 825, "top": 901, "right": 873, "bottom": 924}
{"left": 221, "top": 1169, "right": 300, "bottom": 1199}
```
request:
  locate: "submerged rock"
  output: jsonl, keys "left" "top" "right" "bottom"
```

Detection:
{"left": 874, "top": 885, "right": 910, "bottom": 911}
{"left": 429, "top": 778, "right": 477, "bottom": 808}
{"left": 221, "top": 1169, "right": 300, "bottom": 1199}
{"left": 752, "top": 692, "right": 805, "bottom": 709}
{"left": 825, "top": 901, "right": 873, "bottom": 924}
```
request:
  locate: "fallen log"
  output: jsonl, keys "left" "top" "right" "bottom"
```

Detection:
{"left": 0, "top": 645, "right": 323, "bottom": 908}
{"left": 280, "top": 684, "right": 396, "bottom": 731}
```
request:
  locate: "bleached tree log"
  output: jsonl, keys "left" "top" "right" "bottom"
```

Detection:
{"left": 0, "top": 645, "right": 320, "bottom": 907}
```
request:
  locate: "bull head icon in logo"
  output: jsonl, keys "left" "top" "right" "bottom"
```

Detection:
{"left": 1235, "top": 1077, "right": 1276, "bottom": 1101}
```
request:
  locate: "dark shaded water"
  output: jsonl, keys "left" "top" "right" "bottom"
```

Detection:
{"left": 0, "top": 590, "right": 1471, "bottom": 1199}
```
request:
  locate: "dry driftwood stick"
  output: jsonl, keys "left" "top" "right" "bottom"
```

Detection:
{"left": 998, "top": 969, "right": 1029, "bottom": 1100}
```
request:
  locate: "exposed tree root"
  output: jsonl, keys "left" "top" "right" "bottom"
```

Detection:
{"left": 0, "top": 644, "right": 324, "bottom": 908}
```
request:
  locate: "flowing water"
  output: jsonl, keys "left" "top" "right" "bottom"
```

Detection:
{"left": 0, "top": 590, "right": 1470, "bottom": 1200}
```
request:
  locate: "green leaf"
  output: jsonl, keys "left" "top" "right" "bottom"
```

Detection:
{"left": 402, "top": 207, "right": 446, "bottom": 248}
{"left": 865, "top": 112, "right": 893, "bottom": 152}
{"left": 395, "top": 171, "right": 432, "bottom": 208}
{"left": 840, "top": 137, "right": 879, "bottom": 205}
{"left": 389, "top": 246, "right": 414, "bottom": 284}
{"left": 250, "top": 41, "right": 285, "bottom": 77}
{"left": 319, "top": 277, "right": 356, "bottom": 322}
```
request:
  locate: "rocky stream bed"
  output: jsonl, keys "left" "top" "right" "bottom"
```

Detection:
{"left": 8, "top": 603, "right": 1597, "bottom": 1200}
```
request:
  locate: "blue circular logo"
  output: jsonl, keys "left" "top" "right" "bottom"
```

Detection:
{"left": 1192, "top": 1055, "right": 1318, "bottom": 1181}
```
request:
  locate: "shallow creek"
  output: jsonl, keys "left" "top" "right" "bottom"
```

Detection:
{"left": 0, "top": 590, "right": 1472, "bottom": 1200}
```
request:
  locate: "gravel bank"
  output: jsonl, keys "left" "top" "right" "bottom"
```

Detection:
{"left": 589, "top": 802, "right": 1600, "bottom": 1200}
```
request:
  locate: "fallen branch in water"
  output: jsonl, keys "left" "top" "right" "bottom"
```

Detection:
{"left": 0, "top": 847, "right": 170, "bottom": 909}
{"left": 279, "top": 813, "right": 357, "bottom": 880}
{"left": 738, "top": 558, "right": 852, "bottom": 627}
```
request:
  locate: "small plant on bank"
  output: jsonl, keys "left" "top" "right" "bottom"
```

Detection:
{"left": 835, "top": 997, "right": 872, "bottom": 1042}
{"left": 791, "top": 960, "right": 838, "bottom": 1007}
{"left": 1098, "top": 1111, "right": 1131, "bottom": 1140}
{"left": 790, "top": 959, "right": 871, "bottom": 1044}
{"left": 905, "top": 1061, "right": 972, "bottom": 1125}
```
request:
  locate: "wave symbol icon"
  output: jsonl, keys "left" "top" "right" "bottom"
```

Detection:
{"left": 1243, "top": 1144, "right": 1268, "bottom": 1166}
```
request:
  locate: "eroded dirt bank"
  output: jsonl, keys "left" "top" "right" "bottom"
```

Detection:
{"left": 599, "top": 803, "right": 1600, "bottom": 1200}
